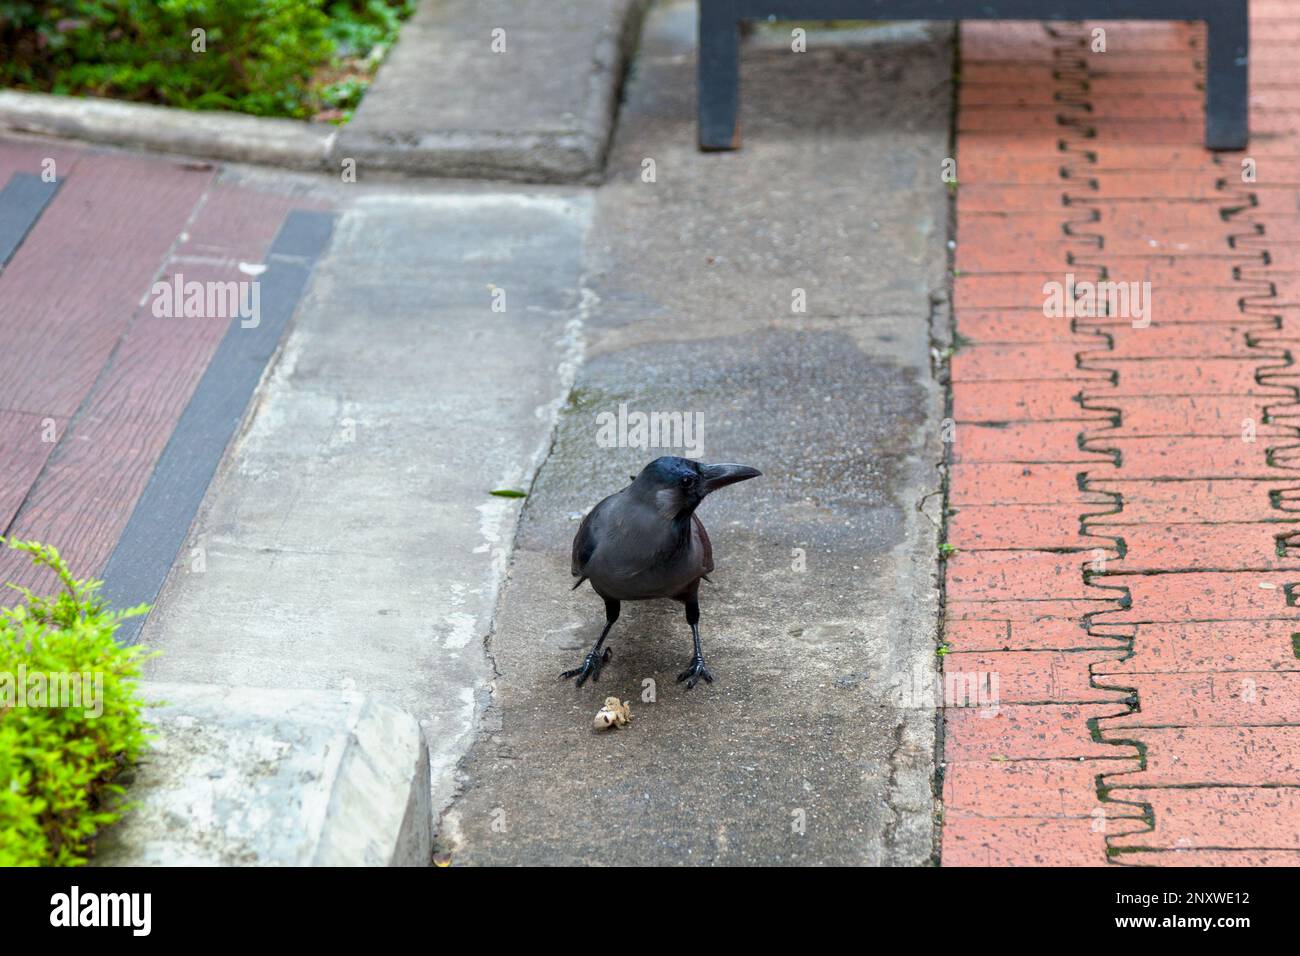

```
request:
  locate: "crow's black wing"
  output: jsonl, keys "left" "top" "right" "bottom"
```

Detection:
{"left": 571, "top": 499, "right": 606, "bottom": 587}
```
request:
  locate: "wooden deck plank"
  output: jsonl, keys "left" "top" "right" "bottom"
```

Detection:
{"left": 0, "top": 153, "right": 213, "bottom": 417}
{"left": 0, "top": 410, "right": 64, "bottom": 532}
{"left": 0, "top": 182, "right": 304, "bottom": 597}
{"left": 0, "top": 139, "right": 82, "bottom": 195}
{"left": 102, "top": 209, "right": 335, "bottom": 639}
{"left": 174, "top": 182, "right": 302, "bottom": 265}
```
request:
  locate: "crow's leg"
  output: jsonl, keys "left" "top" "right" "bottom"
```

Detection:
{"left": 561, "top": 598, "right": 619, "bottom": 687}
{"left": 676, "top": 596, "right": 714, "bottom": 690}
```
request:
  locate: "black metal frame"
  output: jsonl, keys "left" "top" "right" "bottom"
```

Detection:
{"left": 698, "top": 0, "right": 1249, "bottom": 150}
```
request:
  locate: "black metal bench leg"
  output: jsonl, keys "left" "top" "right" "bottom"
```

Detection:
{"left": 1205, "top": 1, "right": 1249, "bottom": 150}
{"left": 698, "top": 0, "right": 740, "bottom": 150}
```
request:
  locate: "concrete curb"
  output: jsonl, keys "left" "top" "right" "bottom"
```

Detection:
{"left": 0, "top": 0, "right": 648, "bottom": 183}
{"left": 93, "top": 683, "right": 432, "bottom": 867}
{"left": 0, "top": 90, "right": 336, "bottom": 171}
{"left": 330, "top": 127, "right": 608, "bottom": 184}
{"left": 334, "top": 0, "right": 648, "bottom": 183}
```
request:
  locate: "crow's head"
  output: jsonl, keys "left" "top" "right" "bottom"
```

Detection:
{"left": 633, "top": 456, "right": 761, "bottom": 517}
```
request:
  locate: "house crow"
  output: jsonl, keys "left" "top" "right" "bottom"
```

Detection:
{"left": 563, "top": 456, "right": 761, "bottom": 690}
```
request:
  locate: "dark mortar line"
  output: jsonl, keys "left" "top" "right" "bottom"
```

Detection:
{"left": 951, "top": 546, "right": 1112, "bottom": 554}
{"left": 1111, "top": 782, "right": 1300, "bottom": 790}
{"left": 963, "top": 755, "right": 1135, "bottom": 764}
{"left": 1094, "top": 432, "right": 1300, "bottom": 440}
{"left": 1096, "top": 103, "right": 1300, "bottom": 854}
{"left": 1086, "top": 356, "right": 1283, "bottom": 366}
{"left": 1092, "top": 567, "right": 1300, "bottom": 576}
{"left": 1101, "top": 352, "right": 1291, "bottom": 361}
{"left": 949, "top": 505, "right": 1122, "bottom": 517}
{"left": 957, "top": 417, "right": 1115, "bottom": 425}
{"left": 1091, "top": 475, "right": 1300, "bottom": 484}
{"left": 101, "top": 209, "right": 336, "bottom": 644}
{"left": 954, "top": 812, "right": 1148, "bottom": 821}
{"left": 949, "top": 647, "right": 1128, "bottom": 657}
{"left": 1087, "top": 473, "right": 1300, "bottom": 481}
{"left": 1053, "top": 38, "right": 1157, "bottom": 861}
{"left": 957, "top": 645, "right": 1129, "bottom": 653}
{"left": 1102, "top": 723, "right": 1300, "bottom": 731}
{"left": 1111, "top": 846, "right": 1300, "bottom": 860}
{"left": 1099, "top": 617, "right": 1300, "bottom": 626}
{"left": 1099, "top": 519, "right": 1300, "bottom": 527}
{"left": 1105, "top": 669, "right": 1300, "bottom": 677}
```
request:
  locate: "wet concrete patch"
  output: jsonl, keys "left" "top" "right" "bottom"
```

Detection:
{"left": 440, "top": 11, "right": 952, "bottom": 865}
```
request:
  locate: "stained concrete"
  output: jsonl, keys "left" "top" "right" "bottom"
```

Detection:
{"left": 337, "top": 0, "right": 648, "bottom": 182}
{"left": 95, "top": 683, "right": 430, "bottom": 866}
{"left": 439, "top": 7, "right": 952, "bottom": 865}
{"left": 133, "top": 3, "right": 952, "bottom": 865}
{"left": 139, "top": 185, "right": 593, "bottom": 824}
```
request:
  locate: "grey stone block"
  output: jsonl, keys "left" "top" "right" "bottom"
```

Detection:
{"left": 94, "top": 683, "right": 431, "bottom": 867}
{"left": 334, "top": 0, "right": 648, "bottom": 182}
{"left": 0, "top": 91, "right": 335, "bottom": 171}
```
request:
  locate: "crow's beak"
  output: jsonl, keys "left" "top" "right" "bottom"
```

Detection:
{"left": 700, "top": 463, "right": 762, "bottom": 495}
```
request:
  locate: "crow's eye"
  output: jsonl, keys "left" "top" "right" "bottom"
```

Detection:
{"left": 681, "top": 474, "right": 697, "bottom": 490}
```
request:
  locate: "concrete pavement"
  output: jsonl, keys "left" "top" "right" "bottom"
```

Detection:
{"left": 337, "top": 0, "right": 648, "bottom": 181}
{"left": 139, "top": 179, "right": 592, "bottom": 821}
{"left": 5, "top": 0, "right": 1295, "bottom": 867}
{"left": 124, "top": 6, "right": 953, "bottom": 863}
{"left": 95, "top": 683, "right": 431, "bottom": 866}
{"left": 439, "top": 7, "right": 951, "bottom": 865}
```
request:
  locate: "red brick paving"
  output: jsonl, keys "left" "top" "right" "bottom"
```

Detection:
{"left": 0, "top": 141, "right": 315, "bottom": 595}
{"left": 943, "top": 13, "right": 1300, "bottom": 866}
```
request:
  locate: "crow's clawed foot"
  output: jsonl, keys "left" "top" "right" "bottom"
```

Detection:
{"left": 560, "top": 646, "right": 612, "bottom": 687}
{"left": 676, "top": 656, "right": 714, "bottom": 690}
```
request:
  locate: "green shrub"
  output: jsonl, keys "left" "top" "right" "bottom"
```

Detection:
{"left": 0, "top": 0, "right": 413, "bottom": 119}
{"left": 325, "top": 0, "right": 411, "bottom": 56}
{"left": 0, "top": 539, "right": 152, "bottom": 866}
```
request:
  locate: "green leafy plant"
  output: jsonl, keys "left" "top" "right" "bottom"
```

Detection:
{"left": 0, "top": 538, "right": 153, "bottom": 866}
{"left": 325, "top": 0, "right": 409, "bottom": 56}
{"left": 0, "top": 0, "right": 413, "bottom": 119}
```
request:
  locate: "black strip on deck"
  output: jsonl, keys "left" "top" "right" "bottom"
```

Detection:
{"left": 0, "top": 172, "right": 60, "bottom": 266}
{"left": 101, "top": 209, "right": 336, "bottom": 644}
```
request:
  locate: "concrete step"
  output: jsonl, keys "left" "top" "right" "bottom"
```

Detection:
{"left": 95, "top": 683, "right": 430, "bottom": 867}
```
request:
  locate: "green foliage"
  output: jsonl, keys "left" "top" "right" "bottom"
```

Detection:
{"left": 0, "top": 0, "right": 413, "bottom": 119}
{"left": 320, "top": 75, "right": 367, "bottom": 113}
{"left": 0, "top": 539, "right": 153, "bottom": 867}
{"left": 325, "top": 0, "right": 409, "bottom": 57}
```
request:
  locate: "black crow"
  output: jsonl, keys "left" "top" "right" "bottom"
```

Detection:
{"left": 563, "top": 456, "right": 761, "bottom": 690}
